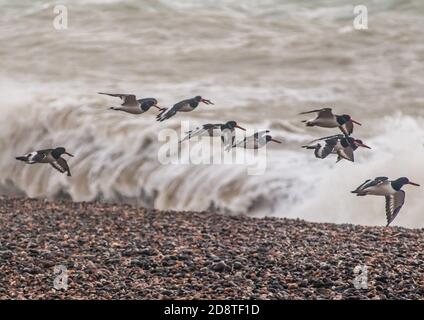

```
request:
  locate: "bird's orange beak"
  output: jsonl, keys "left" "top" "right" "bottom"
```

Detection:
{"left": 359, "top": 143, "right": 371, "bottom": 149}
{"left": 351, "top": 119, "right": 362, "bottom": 126}
{"left": 408, "top": 182, "right": 420, "bottom": 186}
{"left": 154, "top": 105, "right": 165, "bottom": 111}
{"left": 235, "top": 125, "right": 246, "bottom": 131}
{"left": 201, "top": 99, "right": 214, "bottom": 105}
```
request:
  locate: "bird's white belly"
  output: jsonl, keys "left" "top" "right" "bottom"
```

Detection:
{"left": 119, "top": 106, "right": 143, "bottom": 114}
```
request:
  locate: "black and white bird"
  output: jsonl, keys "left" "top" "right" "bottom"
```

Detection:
{"left": 300, "top": 108, "right": 362, "bottom": 135}
{"left": 156, "top": 96, "right": 214, "bottom": 122}
{"left": 302, "top": 134, "right": 371, "bottom": 162}
{"left": 99, "top": 92, "right": 164, "bottom": 114}
{"left": 228, "top": 130, "right": 281, "bottom": 150}
{"left": 351, "top": 177, "right": 420, "bottom": 226}
{"left": 16, "top": 147, "right": 74, "bottom": 176}
{"left": 179, "top": 121, "right": 246, "bottom": 145}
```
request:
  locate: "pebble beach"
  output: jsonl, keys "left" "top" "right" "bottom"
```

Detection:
{"left": 0, "top": 197, "right": 422, "bottom": 300}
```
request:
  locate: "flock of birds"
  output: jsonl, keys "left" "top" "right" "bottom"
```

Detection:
{"left": 298, "top": 108, "right": 419, "bottom": 226}
{"left": 15, "top": 93, "right": 419, "bottom": 226}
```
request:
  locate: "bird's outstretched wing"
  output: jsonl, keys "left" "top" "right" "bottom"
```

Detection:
{"left": 372, "top": 176, "right": 389, "bottom": 185}
{"left": 312, "top": 139, "right": 338, "bottom": 159}
{"left": 50, "top": 157, "right": 71, "bottom": 176}
{"left": 227, "top": 130, "right": 269, "bottom": 151}
{"left": 299, "top": 108, "right": 333, "bottom": 118}
{"left": 310, "top": 134, "right": 345, "bottom": 144}
{"left": 351, "top": 179, "right": 371, "bottom": 194}
{"left": 337, "top": 146, "right": 354, "bottom": 162}
{"left": 32, "top": 150, "right": 51, "bottom": 162}
{"left": 385, "top": 190, "right": 405, "bottom": 226}
{"left": 156, "top": 105, "right": 179, "bottom": 122}
{"left": 98, "top": 92, "right": 138, "bottom": 107}
{"left": 226, "top": 136, "right": 247, "bottom": 151}
{"left": 302, "top": 135, "right": 340, "bottom": 159}
{"left": 351, "top": 177, "right": 388, "bottom": 194}
{"left": 340, "top": 120, "right": 354, "bottom": 136}
{"left": 179, "top": 124, "right": 219, "bottom": 143}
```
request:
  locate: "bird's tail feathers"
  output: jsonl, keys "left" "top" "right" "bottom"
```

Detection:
{"left": 351, "top": 190, "right": 366, "bottom": 196}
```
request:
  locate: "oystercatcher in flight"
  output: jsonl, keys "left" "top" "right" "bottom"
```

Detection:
{"left": 179, "top": 121, "right": 246, "bottom": 146}
{"left": 228, "top": 130, "right": 281, "bottom": 150}
{"left": 351, "top": 177, "right": 420, "bottom": 226}
{"left": 300, "top": 108, "right": 361, "bottom": 135}
{"left": 302, "top": 134, "right": 371, "bottom": 162}
{"left": 99, "top": 92, "right": 164, "bottom": 114}
{"left": 157, "top": 96, "right": 214, "bottom": 122}
{"left": 16, "top": 147, "right": 74, "bottom": 176}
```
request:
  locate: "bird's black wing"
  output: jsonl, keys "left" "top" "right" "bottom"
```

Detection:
{"left": 156, "top": 103, "right": 184, "bottom": 121}
{"left": 50, "top": 157, "right": 71, "bottom": 176}
{"left": 179, "top": 123, "right": 219, "bottom": 142}
{"left": 98, "top": 92, "right": 138, "bottom": 106}
{"left": 337, "top": 146, "right": 355, "bottom": 162}
{"left": 203, "top": 123, "right": 221, "bottom": 130}
{"left": 315, "top": 138, "right": 338, "bottom": 159}
{"left": 385, "top": 190, "right": 405, "bottom": 226}
{"left": 363, "top": 176, "right": 389, "bottom": 189}
{"left": 351, "top": 179, "right": 371, "bottom": 193}
{"left": 351, "top": 177, "right": 389, "bottom": 194}
{"left": 33, "top": 150, "right": 51, "bottom": 162}
{"left": 310, "top": 134, "right": 344, "bottom": 144}
{"left": 372, "top": 176, "right": 389, "bottom": 184}
{"left": 299, "top": 108, "right": 333, "bottom": 116}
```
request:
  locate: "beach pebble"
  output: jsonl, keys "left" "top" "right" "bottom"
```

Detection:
{"left": 0, "top": 197, "right": 422, "bottom": 299}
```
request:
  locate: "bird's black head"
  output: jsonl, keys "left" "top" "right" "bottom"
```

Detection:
{"left": 337, "top": 114, "right": 351, "bottom": 125}
{"left": 392, "top": 177, "right": 420, "bottom": 191}
{"left": 52, "top": 147, "right": 74, "bottom": 159}
{"left": 193, "top": 96, "right": 214, "bottom": 105}
{"left": 224, "top": 121, "right": 237, "bottom": 129}
{"left": 51, "top": 147, "right": 65, "bottom": 158}
{"left": 146, "top": 98, "right": 158, "bottom": 105}
{"left": 346, "top": 136, "right": 355, "bottom": 143}
{"left": 139, "top": 98, "right": 159, "bottom": 111}
{"left": 265, "top": 135, "right": 282, "bottom": 144}
{"left": 337, "top": 114, "right": 362, "bottom": 126}
{"left": 224, "top": 121, "right": 246, "bottom": 131}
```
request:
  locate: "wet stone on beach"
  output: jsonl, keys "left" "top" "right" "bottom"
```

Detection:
{"left": 0, "top": 197, "right": 422, "bottom": 299}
